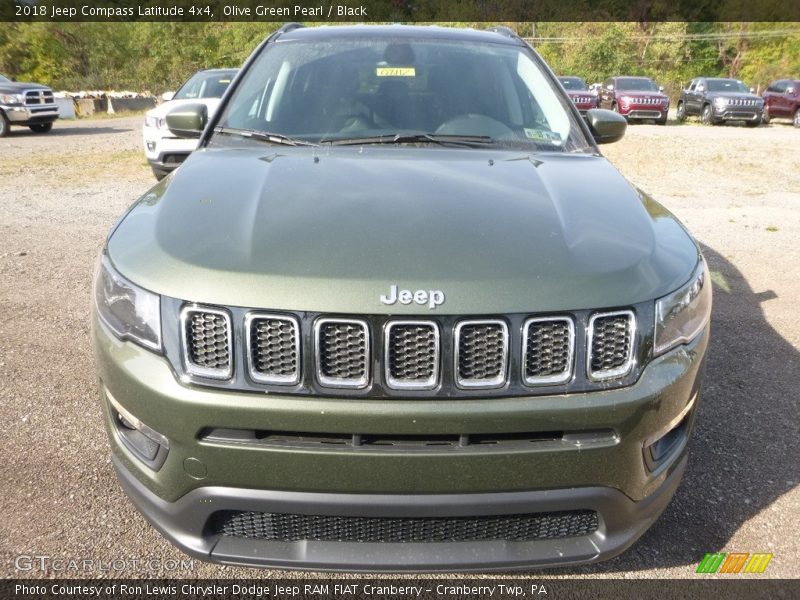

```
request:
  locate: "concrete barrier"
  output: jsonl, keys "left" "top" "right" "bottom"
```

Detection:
{"left": 55, "top": 97, "right": 76, "bottom": 119}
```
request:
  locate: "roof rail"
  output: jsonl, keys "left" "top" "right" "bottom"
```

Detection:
{"left": 278, "top": 23, "right": 305, "bottom": 34}
{"left": 484, "top": 26, "right": 519, "bottom": 39}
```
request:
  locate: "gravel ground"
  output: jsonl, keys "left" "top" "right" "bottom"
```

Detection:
{"left": 0, "top": 115, "right": 798, "bottom": 580}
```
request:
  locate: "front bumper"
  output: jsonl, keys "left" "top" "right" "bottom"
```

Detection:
{"left": 94, "top": 313, "right": 707, "bottom": 571}
{"left": 142, "top": 125, "right": 195, "bottom": 170}
{"left": 618, "top": 105, "right": 668, "bottom": 120}
{"left": 712, "top": 106, "right": 762, "bottom": 121}
{"left": 2, "top": 104, "right": 59, "bottom": 124}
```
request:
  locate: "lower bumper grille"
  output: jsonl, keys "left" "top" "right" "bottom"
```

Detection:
{"left": 210, "top": 509, "right": 599, "bottom": 543}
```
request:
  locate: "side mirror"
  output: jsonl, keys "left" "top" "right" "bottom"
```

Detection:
{"left": 697, "top": 85, "right": 705, "bottom": 92}
{"left": 749, "top": 87, "right": 755, "bottom": 93}
{"left": 659, "top": 86, "right": 665, "bottom": 92}
{"left": 787, "top": 87, "right": 795, "bottom": 95}
{"left": 161, "top": 91, "right": 175, "bottom": 102}
{"left": 585, "top": 108, "right": 627, "bottom": 144}
{"left": 606, "top": 84, "right": 614, "bottom": 91}
{"left": 166, "top": 103, "right": 207, "bottom": 139}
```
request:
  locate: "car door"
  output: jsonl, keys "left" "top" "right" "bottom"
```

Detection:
{"left": 773, "top": 81, "right": 789, "bottom": 117}
{"left": 683, "top": 79, "right": 698, "bottom": 115}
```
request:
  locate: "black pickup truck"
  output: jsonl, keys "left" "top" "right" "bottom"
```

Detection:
{"left": 0, "top": 74, "right": 59, "bottom": 137}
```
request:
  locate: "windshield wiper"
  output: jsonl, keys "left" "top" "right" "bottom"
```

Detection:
{"left": 320, "top": 133, "right": 494, "bottom": 147}
{"left": 214, "top": 126, "right": 318, "bottom": 147}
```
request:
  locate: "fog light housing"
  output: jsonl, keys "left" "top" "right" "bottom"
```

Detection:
{"left": 643, "top": 395, "right": 696, "bottom": 473}
{"left": 146, "top": 141, "right": 156, "bottom": 151}
{"left": 106, "top": 388, "right": 169, "bottom": 470}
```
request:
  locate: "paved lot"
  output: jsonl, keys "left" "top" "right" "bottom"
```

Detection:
{"left": 0, "top": 115, "right": 798, "bottom": 579}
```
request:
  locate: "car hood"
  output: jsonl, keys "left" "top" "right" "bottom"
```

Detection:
{"left": 146, "top": 98, "right": 223, "bottom": 119}
{"left": 108, "top": 146, "right": 699, "bottom": 314}
{"left": 707, "top": 91, "right": 761, "bottom": 101}
{"left": 0, "top": 81, "right": 50, "bottom": 93}
{"left": 617, "top": 91, "right": 667, "bottom": 100}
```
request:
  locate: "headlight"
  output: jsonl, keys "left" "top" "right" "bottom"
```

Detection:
{"left": 654, "top": 259, "right": 712, "bottom": 355}
{"left": 619, "top": 95, "right": 632, "bottom": 104}
{"left": 713, "top": 97, "right": 728, "bottom": 107}
{"left": 94, "top": 253, "right": 162, "bottom": 351}
{"left": 144, "top": 115, "right": 159, "bottom": 128}
{"left": 0, "top": 93, "right": 23, "bottom": 104}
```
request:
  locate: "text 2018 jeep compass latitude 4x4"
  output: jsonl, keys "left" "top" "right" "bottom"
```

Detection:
{"left": 93, "top": 24, "right": 711, "bottom": 572}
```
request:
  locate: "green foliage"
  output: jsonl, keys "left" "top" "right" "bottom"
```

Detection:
{"left": 0, "top": 22, "right": 796, "bottom": 95}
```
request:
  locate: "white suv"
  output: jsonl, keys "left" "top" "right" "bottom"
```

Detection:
{"left": 143, "top": 68, "right": 238, "bottom": 180}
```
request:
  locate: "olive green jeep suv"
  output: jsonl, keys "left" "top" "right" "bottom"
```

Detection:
{"left": 92, "top": 24, "right": 711, "bottom": 572}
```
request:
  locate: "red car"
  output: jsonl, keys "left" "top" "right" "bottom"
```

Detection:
{"left": 558, "top": 76, "right": 599, "bottom": 115}
{"left": 763, "top": 79, "right": 800, "bottom": 127}
{"left": 599, "top": 76, "right": 669, "bottom": 125}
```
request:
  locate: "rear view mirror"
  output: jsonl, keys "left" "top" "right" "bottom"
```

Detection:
{"left": 585, "top": 108, "right": 627, "bottom": 144}
{"left": 166, "top": 103, "right": 207, "bottom": 139}
{"left": 161, "top": 91, "right": 175, "bottom": 102}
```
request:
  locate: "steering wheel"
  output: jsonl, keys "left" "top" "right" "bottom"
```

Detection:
{"left": 435, "top": 114, "right": 515, "bottom": 138}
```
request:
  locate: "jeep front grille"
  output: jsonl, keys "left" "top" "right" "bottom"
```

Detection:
{"left": 384, "top": 321, "right": 439, "bottom": 390}
{"left": 523, "top": 317, "right": 574, "bottom": 385}
{"left": 180, "top": 306, "right": 232, "bottom": 379}
{"left": 315, "top": 319, "right": 370, "bottom": 388}
{"left": 246, "top": 314, "right": 300, "bottom": 385}
{"left": 587, "top": 310, "right": 635, "bottom": 381}
{"left": 454, "top": 320, "right": 508, "bottom": 389}
{"left": 210, "top": 509, "right": 599, "bottom": 543}
{"left": 172, "top": 303, "right": 640, "bottom": 395}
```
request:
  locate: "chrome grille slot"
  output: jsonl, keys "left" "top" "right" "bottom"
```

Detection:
{"left": 384, "top": 321, "right": 439, "bottom": 390}
{"left": 180, "top": 306, "right": 232, "bottom": 379}
{"left": 454, "top": 320, "right": 508, "bottom": 388}
{"left": 522, "top": 317, "right": 574, "bottom": 385}
{"left": 587, "top": 310, "right": 635, "bottom": 381}
{"left": 246, "top": 313, "right": 300, "bottom": 385}
{"left": 315, "top": 318, "right": 370, "bottom": 388}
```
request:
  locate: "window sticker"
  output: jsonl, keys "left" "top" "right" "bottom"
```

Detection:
{"left": 376, "top": 67, "right": 416, "bottom": 77}
{"left": 524, "top": 128, "right": 562, "bottom": 142}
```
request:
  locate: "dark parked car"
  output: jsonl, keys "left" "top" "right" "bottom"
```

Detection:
{"left": 762, "top": 79, "right": 800, "bottom": 127}
{"left": 93, "top": 23, "right": 710, "bottom": 571}
{"left": 676, "top": 77, "right": 763, "bottom": 127}
{"left": 598, "top": 76, "right": 669, "bottom": 124}
{"left": 0, "top": 73, "right": 59, "bottom": 137}
{"left": 558, "top": 75, "right": 600, "bottom": 114}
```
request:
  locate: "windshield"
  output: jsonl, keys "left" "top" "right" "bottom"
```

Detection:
{"left": 174, "top": 70, "right": 237, "bottom": 100}
{"left": 615, "top": 77, "right": 659, "bottom": 92}
{"left": 559, "top": 77, "right": 586, "bottom": 91}
{"left": 216, "top": 36, "right": 591, "bottom": 151}
{"left": 0, "top": 74, "right": 9, "bottom": 82}
{"left": 707, "top": 79, "right": 749, "bottom": 93}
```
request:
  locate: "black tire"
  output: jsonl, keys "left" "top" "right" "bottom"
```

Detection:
{"left": 701, "top": 104, "right": 716, "bottom": 125}
{"left": 794, "top": 108, "right": 800, "bottom": 128}
{"left": 762, "top": 107, "right": 771, "bottom": 125}
{"left": 151, "top": 166, "right": 170, "bottom": 181}
{"left": 611, "top": 101, "right": 618, "bottom": 112}
{"left": 656, "top": 114, "right": 668, "bottom": 125}
{"left": 676, "top": 102, "right": 686, "bottom": 122}
{"left": 0, "top": 111, "right": 9, "bottom": 138}
{"left": 29, "top": 122, "right": 52, "bottom": 133}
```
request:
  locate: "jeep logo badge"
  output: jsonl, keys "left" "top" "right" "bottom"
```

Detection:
{"left": 380, "top": 285, "right": 445, "bottom": 309}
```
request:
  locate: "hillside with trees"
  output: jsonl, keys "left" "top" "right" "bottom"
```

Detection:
{"left": 0, "top": 22, "right": 797, "bottom": 96}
